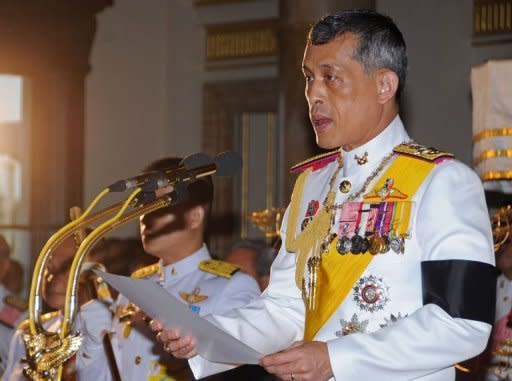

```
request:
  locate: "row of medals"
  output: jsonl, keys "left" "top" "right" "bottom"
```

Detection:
{"left": 319, "top": 228, "right": 406, "bottom": 256}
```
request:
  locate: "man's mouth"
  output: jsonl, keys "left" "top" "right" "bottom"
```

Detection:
{"left": 311, "top": 114, "right": 332, "bottom": 133}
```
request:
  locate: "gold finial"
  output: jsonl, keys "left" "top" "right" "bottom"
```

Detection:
{"left": 249, "top": 207, "right": 285, "bottom": 240}
{"left": 493, "top": 205, "right": 512, "bottom": 253}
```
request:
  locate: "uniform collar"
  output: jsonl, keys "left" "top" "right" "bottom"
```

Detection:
{"left": 158, "top": 244, "right": 210, "bottom": 283}
{"left": 341, "top": 115, "right": 409, "bottom": 177}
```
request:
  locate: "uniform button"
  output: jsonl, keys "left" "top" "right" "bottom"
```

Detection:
{"left": 135, "top": 356, "right": 142, "bottom": 365}
{"left": 339, "top": 180, "right": 352, "bottom": 193}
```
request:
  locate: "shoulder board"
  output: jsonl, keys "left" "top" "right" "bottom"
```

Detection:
{"left": 131, "top": 263, "right": 160, "bottom": 279}
{"left": 4, "top": 295, "right": 28, "bottom": 311}
{"left": 198, "top": 259, "right": 239, "bottom": 279}
{"left": 393, "top": 142, "right": 454, "bottom": 162}
{"left": 290, "top": 150, "right": 340, "bottom": 174}
{"left": 18, "top": 311, "right": 60, "bottom": 331}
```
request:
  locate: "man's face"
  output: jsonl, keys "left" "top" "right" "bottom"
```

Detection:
{"left": 139, "top": 186, "right": 189, "bottom": 258}
{"left": 302, "top": 33, "right": 383, "bottom": 150}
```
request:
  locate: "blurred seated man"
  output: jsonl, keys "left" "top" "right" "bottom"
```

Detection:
{"left": 2, "top": 236, "right": 96, "bottom": 380}
{"left": 225, "top": 239, "right": 276, "bottom": 291}
{"left": 2, "top": 260, "right": 23, "bottom": 295}
{"left": 76, "top": 157, "right": 260, "bottom": 381}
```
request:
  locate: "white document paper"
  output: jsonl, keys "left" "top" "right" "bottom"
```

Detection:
{"left": 95, "top": 270, "right": 264, "bottom": 365}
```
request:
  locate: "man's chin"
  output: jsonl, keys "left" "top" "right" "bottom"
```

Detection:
{"left": 316, "top": 138, "right": 340, "bottom": 150}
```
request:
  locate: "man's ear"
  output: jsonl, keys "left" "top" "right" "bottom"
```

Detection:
{"left": 185, "top": 205, "right": 206, "bottom": 230}
{"left": 375, "top": 69, "right": 399, "bottom": 104}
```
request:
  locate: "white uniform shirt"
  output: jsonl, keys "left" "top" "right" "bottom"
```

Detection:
{"left": 486, "top": 274, "right": 512, "bottom": 381}
{"left": 77, "top": 245, "right": 260, "bottom": 381}
{"left": 0, "top": 285, "right": 27, "bottom": 376}
{"left": 189, "top": 116, "right": 495, "bottom": 381}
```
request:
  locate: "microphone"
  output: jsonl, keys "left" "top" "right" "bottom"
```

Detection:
{"left": 163, "top": 151, "right": 242, "bottom": 183}
{"left": 133, "top": 151, "right": 243, "bottom": 205}
{"left": 107, "top": 153, "right": 212, "bottom": 192}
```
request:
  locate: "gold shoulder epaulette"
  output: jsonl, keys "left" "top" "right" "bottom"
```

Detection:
{"left": 4, "top": 295, "right": 28, "bottom": 311}
{"left": 199, "top": 259, "right": 239, "bottom": 279}
{"left": 18, "top": 311, "right": 60, "bottom": 331}
{"left": 290, "top": 150, "right": 340, "bottom": 174}
{"left": 131, "top": 263, "right": 160, "bottom": 279}
{"left": 393, "top": 142, "right": 454, "bottom": 162}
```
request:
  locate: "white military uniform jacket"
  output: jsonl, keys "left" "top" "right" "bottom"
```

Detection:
{"left": 486, "top": 274, "right": 512, "bottom": 381}
{"left": 190, "top": 116, "right": 495, "bottom": 381}
{"left": 77, "top": 245, "right": 260, "bottom": 381}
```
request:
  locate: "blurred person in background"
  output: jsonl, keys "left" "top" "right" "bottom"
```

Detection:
{"left": 0, "top": 236, "right": 26, "bottom": 375}
{"left": 1, "top": 235, "right": 99, "bottom": 381}
{"left": 485, "top": 231, "right": 512, "bottom": 381}
{"left": 75, "top": 157, "right": 260, "bottom": 381}
{"left": 225, "top": 239, "right": 276, "bottom": 292}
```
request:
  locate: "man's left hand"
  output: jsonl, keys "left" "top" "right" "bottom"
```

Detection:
{"left": 259, "top": 341, "right": 333, "bottom": 381}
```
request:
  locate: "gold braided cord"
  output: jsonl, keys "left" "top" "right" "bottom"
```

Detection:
{"left": 473, "top": 126, "right": 512, "bottom": 143}
{"left": 285, "top": 169, "right": 311, "bottom": 254}
{"left": 474, "top": 149, "right": 512, "bottom": 166}
{"left": 482, "top": 171, "right": 512, "bottom": 181}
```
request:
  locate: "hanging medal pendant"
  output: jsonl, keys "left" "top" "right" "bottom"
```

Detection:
{"left": 380, "top": 235, "right": 390, "bottom": 253}
{"left": 351, "top": 234, "right": 363, "bottom": 254}
{"left": 389, "top": 231, "right": 401, "bottom": 254}
{"left": 336, "top": 223, "right": 351, "bottom": 255}
{"left": 351, "top": 203, "right": 371, "bottom": 255}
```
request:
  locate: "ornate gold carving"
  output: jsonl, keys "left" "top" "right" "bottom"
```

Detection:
{"left": 206, "top": 20, "right": 278, "bottom": 61}
{"left": 249, "top": 207, "right": 286, "bottom": 239}
{"left": 22, "top": 332, "right": 83, "bottom": 380}
{"left": 474, "top": 0, "right": 512, "bottom": 35}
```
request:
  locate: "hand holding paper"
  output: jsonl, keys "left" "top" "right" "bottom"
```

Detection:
{"left": 95, "top": 270, "right": 264, "bottom": 364}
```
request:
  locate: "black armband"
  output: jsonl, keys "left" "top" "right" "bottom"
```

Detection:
{"left": 421, "top": 259, "right": 497, "bottom": 324}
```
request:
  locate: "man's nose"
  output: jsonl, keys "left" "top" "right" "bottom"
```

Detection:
{"left": 306, "top": 80, "right": 325, "bottom": 106}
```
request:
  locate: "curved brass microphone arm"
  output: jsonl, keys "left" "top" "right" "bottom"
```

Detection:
{"left": 61, "top": 190, "right": 174, "bottom": 338}
{"left": 28, "top": 188, "right": 111, "bottom": 336}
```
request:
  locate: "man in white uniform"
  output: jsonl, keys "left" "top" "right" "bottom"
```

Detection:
{"left": 76, "top": 158, "right": 260, "bottom": 381}
{"left": 153, "top": 10, "right": 496, "bottom": 381}
{"left": 486, "top": 221, "right": 512, "bottom": 381}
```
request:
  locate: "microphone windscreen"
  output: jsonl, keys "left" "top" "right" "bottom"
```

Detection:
{"left": 181, "top": 152, "right": 213, "bottom": 170}
{"left": 215, "top": 151, "right": 243, "bottom": 176}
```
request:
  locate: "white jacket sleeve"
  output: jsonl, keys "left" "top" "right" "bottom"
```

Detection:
{"left": 326, "top": 161, "right": 494, "bottom": 380}
{"left": 190, "top": 208, "right": 305, "bottom": 379}
{"left": 75, "top": 299, "right": 116, "bottom": 381}
{"left": 1, "top": 329, "right": 26, "bottom": 381}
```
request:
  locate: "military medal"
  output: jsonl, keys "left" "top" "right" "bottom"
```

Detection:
{"left": 179, "top": 288, "right": 208, "bottom": 304}
{"left": 353, "top": 275, "right": 390, "bottom": 313}
{"left": 379, "top": 312, "right": 408, "bottom": 328}
{"left": 336, "top": 313, "right": 369, "bottom": 337}
{"left": 351, "top": 203, "right": 371, "bottom": 254}
{"left": 301, "top": 200, "right": 320, "bottom": 231}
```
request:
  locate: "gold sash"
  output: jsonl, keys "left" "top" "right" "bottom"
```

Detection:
{"left": 286, "top": 154, "right": 437, "bottom": 340}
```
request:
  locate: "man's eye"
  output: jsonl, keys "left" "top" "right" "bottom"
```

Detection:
{"left": 326, "top": 75, "right": 336, "bottom": 81}
{"left": 304, "top": 75, "right": 313, "bottom": 82}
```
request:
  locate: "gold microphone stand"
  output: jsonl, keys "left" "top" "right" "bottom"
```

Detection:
{"left": 22, "top": 185, "right": 176, "bottom": 380}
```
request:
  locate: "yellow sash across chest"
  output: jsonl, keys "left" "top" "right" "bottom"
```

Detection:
{"left": 286, "top": 154, "right": 438, "bottom": 340}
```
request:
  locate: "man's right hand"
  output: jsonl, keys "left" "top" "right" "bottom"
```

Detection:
{"left": 150, "top": 319, "right": 198, "bottom": 359}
